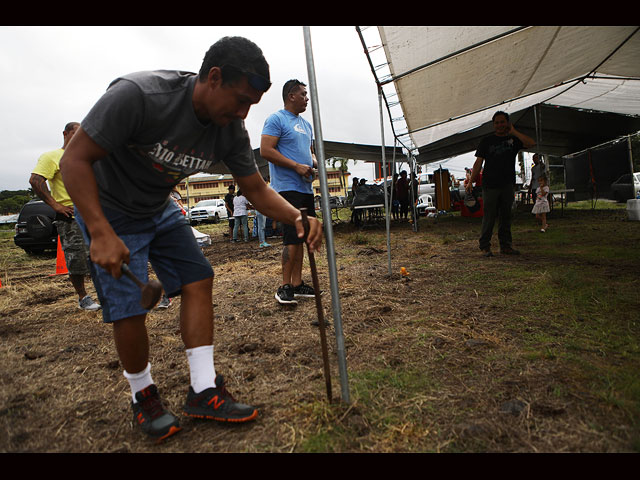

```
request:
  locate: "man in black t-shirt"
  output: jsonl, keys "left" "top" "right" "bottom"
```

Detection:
{"left": 467, "top": 111, "right": 535, "bottom": 256}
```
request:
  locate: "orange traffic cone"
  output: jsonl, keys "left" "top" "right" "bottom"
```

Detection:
{"left": 50, "top": 236, "right": 68, "bottom": 276}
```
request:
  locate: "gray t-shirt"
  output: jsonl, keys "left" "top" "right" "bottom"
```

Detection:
{"left": 81, "top": 70, "right": 258, "bottom": 218}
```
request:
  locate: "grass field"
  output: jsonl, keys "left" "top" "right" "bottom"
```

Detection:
{"left": 1, "top": 199, "right": 639, "bottom": 452}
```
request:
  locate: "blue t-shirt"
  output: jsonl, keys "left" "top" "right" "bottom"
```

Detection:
{"left": 262, "top": 109, "right": 313, "bottom": 194}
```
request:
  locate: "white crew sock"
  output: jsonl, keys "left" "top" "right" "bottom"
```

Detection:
{"left": 186, "top": 345, "right": 216, "bottom": 393}
{"left": 123, "top": 362, "right": 153, "bottom": 403}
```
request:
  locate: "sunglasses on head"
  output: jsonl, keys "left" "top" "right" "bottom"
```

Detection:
{"left": 285, "top": 81, "right": 304, "bottom": 98}
{"left": 221, "top": 64, "right": 271, "bottom": 93}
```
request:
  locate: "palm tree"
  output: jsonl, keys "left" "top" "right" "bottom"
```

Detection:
{"left": 328, "top": 156, "right": 354, "bottom": 195}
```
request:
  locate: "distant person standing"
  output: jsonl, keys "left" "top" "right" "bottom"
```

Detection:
{"left": 224, "top": 184, "right": 235, "bottom": 241}
{"left": 528, "top": 153, "right": 545, "bottom": 204}
{"left": 391, "top": 173, "right": 400, "bottom": 220}
{"left": 395, "top": 170, "right": 410, "bottom": 220}
{"left": 255, "top": 177, "right": 271, "bottom": 248}
{"left": 261, "top": 79, "right": 318, "bottom": 305}
{"left": 467, "top": 111, "right": 535, "bottom": 257}
{"left": 232, "top": 189, "right": 250, "bottom": 242}
{"left": 29, "top": 122, "right": 101, "bottom": 311}
{"left": 350, "top": 177, "right": 361, "bottom": 224}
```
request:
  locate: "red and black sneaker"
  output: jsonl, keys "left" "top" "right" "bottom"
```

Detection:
{"left": 131, "top": 384, "right": 182, "bottom": 443}
{"left": 183, "top": 375, "right": 258, "bottom": 423}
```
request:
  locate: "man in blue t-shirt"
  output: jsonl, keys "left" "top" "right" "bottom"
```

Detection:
{"left": 467, "top": 111, "right": 535, "bottom": 257}
{"left": 261, "top": 79, "right": 318, "bottom": 305}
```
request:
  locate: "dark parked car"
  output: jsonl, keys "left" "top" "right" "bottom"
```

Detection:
{"left": 610, "top": 172, "right": 640, "bottom": 202}
{"left": 14, "top": 200, "right": 58, "bottom": 254}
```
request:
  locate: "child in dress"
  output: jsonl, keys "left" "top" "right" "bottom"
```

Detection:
{"left": 532, "top": 175, "right": 550, "bottom": 232}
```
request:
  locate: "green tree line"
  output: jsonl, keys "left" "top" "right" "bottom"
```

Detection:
{"left": 0, "top": 189, "right": 34, "bottom": 215}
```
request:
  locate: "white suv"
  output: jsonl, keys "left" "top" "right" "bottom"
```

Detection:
{"left": 188, "top": 199, "right": 228, "bottom": 225}
{"left": 417, "top": 173, "right": 436, "bottom": 196}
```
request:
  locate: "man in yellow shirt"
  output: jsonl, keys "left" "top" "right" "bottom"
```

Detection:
{"left": 29, "top": 122, "right": 101, "bottom": 311}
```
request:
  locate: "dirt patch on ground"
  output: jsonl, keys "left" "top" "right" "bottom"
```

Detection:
{"left": 1, "top": 211, "right": 638, "bottom": 452}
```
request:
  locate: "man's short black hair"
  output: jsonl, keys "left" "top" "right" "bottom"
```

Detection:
{"left": 492, "top": 111, "right": 510, "bottom": 122}
{"left": 199, "top": 36, "right": 270, "bottom": 87}
{"left": 228, "top": 185, "right": 235, "bottom": 190}
{"left": 282, "top": 79, "right": 306, "bottom": 103}
{"left": 64, "top": 122, "right": 79, "bottom": 132}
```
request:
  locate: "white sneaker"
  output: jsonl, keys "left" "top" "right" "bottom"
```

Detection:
{"left": 79, "top": 295, "right": 101, "bottom": 311}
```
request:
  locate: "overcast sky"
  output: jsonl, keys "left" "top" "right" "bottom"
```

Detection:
{"left": 0, "top": 25, "right": 476, "bottom": 192}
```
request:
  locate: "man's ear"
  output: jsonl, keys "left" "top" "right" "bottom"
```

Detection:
{"left": 208, "top": 66, "right": 223, "bottom": 88}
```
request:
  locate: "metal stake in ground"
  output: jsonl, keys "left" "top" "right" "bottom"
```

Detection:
{"left": 300, "top": 207, "right": 332, "bottom": 403}
{"left": 120, "top": 263, "right": 163, "bottom": 310}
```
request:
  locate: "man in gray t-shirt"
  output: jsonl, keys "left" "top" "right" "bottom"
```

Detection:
{"left": 60, "top": 36, "right": 323, "bottom": 443}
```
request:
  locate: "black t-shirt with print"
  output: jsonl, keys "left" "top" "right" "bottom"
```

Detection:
{"left": 475, "top": 134, "right": 524, "bottom": 188}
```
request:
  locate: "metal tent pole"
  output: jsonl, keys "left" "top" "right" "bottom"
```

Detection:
{"left": 302, "top": 26, "right": 350, "bottom": 403}
{"left": 410, "top": 154, "right": 418, "bottom": 232}
{"left": 534, "top": 104, "right": 549, "bottom": 179}
{"left": 388, "top": 139, "right": 397, "bottom": 229}
{"left": 629, "top": 135, "right": 637, "bottom": 198}
{"left": 379, "top": 85, "right": 392, "bottom": 277}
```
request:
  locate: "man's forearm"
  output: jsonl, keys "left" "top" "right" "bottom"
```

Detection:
{"left": 59, "top": 128, "right": 114, "bottom": 239}
{"left": 511, "top": 127, "right": 536, "bottom": 149}
{"left": 60, "top": 155, "right": 112, "bottom": 236}
{"left": 61, "top": 147, "right": 131, "bottom": 276}
{"left": 260, "top": 145, "right": 298, "bottom": 170}
{"left": 29, "top": 173, "right": 72, "bottom": 215}
{"left": 470, "top": 157, "right": 484, "bottom": 184}
{"left": 29, "top": 174, "right": 56, "bottom": 207}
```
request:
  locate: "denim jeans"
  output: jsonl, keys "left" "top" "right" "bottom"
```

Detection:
{"left": 233, "top": 215, "right": 248, "bottom": 241}
{"left": 256, "top": 211, "right": 266, "bottom": 244}
{"left": 479, "top": 184, "right": 514, "bottom": 251}
{"left": 75, "top": 201, "right": 213, "bottom": 323}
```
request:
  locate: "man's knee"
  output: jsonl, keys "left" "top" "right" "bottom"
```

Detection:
{"left": 182, "top": 276, "right": 213, "bottom": 294}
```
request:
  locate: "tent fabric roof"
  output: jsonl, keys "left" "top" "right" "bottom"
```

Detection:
{"left": 417, "top": 104, "right": 640, "bottom": 163}
{"left": 378, "top": 26, "right": 640, "bottom": 160}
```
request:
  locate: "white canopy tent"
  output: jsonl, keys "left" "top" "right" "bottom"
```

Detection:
{"left": 353, "top": 26, "right": 640, "bottom": 279}
{"left": 372, "top": 26, "right": 640, "bottom": 155}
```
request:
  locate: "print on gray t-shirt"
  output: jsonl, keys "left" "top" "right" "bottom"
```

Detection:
{"left": 81, "top": 70, "right": 258, "bottom": 218}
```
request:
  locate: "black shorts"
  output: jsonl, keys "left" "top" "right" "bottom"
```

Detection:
{"left": 279, "top": 190, "right": 315, "bottom": 245}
